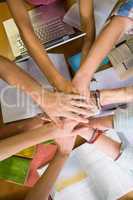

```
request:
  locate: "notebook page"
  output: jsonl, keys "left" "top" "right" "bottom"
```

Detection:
{"left": 52, "top": 131, "right": 133, "bottom": 200}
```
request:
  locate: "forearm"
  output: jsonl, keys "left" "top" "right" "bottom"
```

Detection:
{"left": 0, "top": 122, "right": 66, "bottom": 161}
{"left": 0, "top": 116, "right": 44, "bottom": 140}
{"left": 73, "top": 16, "right": 128, "bottom": 86}
{"left": 93, "top": 134, "right": 121, "bottom": 160}
{"left": 7, "top": 0, "right": 66, "bottom": 90}
{"left": 19, "top": 27, "right": 66, "bottom": 89}
{"left": 79, "top": 0, "right": 95, "bottom": 62}
{"left": 100, "top": 86, "right": 133, "bottom": 106}
{"left": 77, "top": 127, "right": 120, "bottom": 160}
{"left": 0, "top": 55, "right": 47, "bottom": 104}
{"left": 25, "top": 151, "right": 68, "bottom": 200}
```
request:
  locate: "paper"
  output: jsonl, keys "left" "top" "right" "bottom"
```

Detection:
{"left": 90, "top": 67, "right": 133, "bottom": 91}
{"left": 37, "top": 164, "right": 49, "bottom": 177}
{"left": 52, "top": 131, "right": 133, "bottom": 200}
{"left": 63, "top": 0, "right": 118, "bottom": 35}
{"left": 0, "top": 54, "right": 71, "bottom": 123}
{"left": 108, "top": 44, "right": 133, "bottom": 80}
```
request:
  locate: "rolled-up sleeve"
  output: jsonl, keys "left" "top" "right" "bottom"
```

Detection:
{"left": 115, "top": 142, "right": 133, "bottom": 175}
{"left": 113, "top": 104, "right": 133, "bottom": 175}
{"left": 113, "top": 104, "right": 133, "bottom": 134}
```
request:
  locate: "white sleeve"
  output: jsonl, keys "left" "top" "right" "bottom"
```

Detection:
{"left": 113, "top": 104, "right": 133, "bottom": 134}
{"left": 115, "top": 141, "right": 133, "bottom": 176}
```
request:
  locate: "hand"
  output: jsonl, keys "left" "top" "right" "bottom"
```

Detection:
{"left": 72, "top": 77, "right": 90, "bottom": 100}
{"left": 40, "top": 90, "right": 91, "bottom": 126}
{"left": 55, "top": 120, "right": 78, "bottom": 155}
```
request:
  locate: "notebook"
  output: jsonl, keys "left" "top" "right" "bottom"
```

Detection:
{"left": 0, "top": 156, "right": 31, "bottom": 185}
{"left": 49, "top": 131, "right": 133, "bottom": 200}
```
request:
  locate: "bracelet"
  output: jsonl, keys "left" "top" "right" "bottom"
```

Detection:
{"left": 88, "top": 129, "right": 103, "bottom": 144}
{"left": 93, "top": 90, "right": 102, "bottom": 110}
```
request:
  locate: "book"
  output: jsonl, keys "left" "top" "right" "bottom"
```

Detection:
{"left": 49, "top": 131, "right": 133, "bottom": 200}
{"left": 0, "top": 156, "right": 31, "bottom": 185}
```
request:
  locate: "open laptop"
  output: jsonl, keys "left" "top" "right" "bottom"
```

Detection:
{"left": 3, "top": 1, "right": 85, "bottom": 62}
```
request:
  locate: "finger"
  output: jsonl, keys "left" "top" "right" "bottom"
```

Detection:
{"left": 63, "top": 112, "right": 89, "bottom": 123}
{"left": 68, "top": 94, "right": 87, "bottom": 100}
{"left": 70, "top": 100, "right": 89, "bottom": 108}
{"left": 68, "top": 106, "right": 91, "bottom": 116}
{"left": 86, "top": 91, "right": 90, "bottom": 104}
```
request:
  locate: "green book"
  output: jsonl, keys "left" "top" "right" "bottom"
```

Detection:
{"left": 0, "top": 156, "right": 31, "bottom": 184}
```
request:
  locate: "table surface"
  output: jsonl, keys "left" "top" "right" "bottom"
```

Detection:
{"left": 0, "top": 1, "right": 133, "bottom": 200}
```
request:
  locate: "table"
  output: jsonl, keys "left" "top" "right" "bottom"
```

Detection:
{"left": 0, "top": 1, "right": 132, "bottom": 200}
{"left": 0, "top": 1, "right": 86, "bottom": 199}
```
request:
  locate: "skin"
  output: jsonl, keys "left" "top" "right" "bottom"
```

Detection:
{"left": 79, "top": 0, "right": 96, "bottom": 62}
{"left": 0, "top": 55, "right": 91, "bottom": 125}
{"left": 24, "top": 120, "right": 78, "bottom": 200}
{"left": 6, "top": 0, "right": 95, "bottom": 93}
{"left": 72, "top": 16, "right": 133, "bottom": 97}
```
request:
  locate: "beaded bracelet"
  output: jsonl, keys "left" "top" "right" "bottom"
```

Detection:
{"left": 88, "top": 129, "right": 103, "bottom": 144}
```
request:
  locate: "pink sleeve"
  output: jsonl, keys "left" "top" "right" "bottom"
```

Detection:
{"left": 25, "top": 0, "right": 57, "bottom": 5}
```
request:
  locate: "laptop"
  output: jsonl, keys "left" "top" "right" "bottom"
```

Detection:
{"left": 3, "top": 1, "right": 85, "bottom": 62}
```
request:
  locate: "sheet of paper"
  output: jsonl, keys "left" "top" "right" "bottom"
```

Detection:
{"left": 90, "top": 67, "right": 133, "bottom": 91}
{"left": 0, "top": 54, "right": 71, "bottom": 123}
{"left": 63, "top": 0, "right": 117, "bottom": 35}
{"left": 52, "top": 131, "right": 133, "bottom": 200}
{"left": 108, "top": 44, "right": 133, "bottom": 80}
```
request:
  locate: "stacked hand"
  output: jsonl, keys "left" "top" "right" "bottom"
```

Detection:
{"left": 40, "top": 89, "right": 98, "bottom": 126}
{"left": 54, "top": 120, "right": 79, "bottom": 155}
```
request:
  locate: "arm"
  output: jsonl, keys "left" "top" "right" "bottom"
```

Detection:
{"left": 24, "top": 120, "right": 77, "bottom": 200}
{"left": 6, "top": 0, "right": 71, "bottom": 92}
{"left": 0, "top": 118, "right": 78, "bottom": 161}
{"left": 79, "top": 0, "right": 95, "bottom": 62}
{"left": 73, "top": 16, "right": 132, "bottom": 94}
{"left": 0, "top": 122, "right": 59, "bottom": 161}
{"left": 25, "top": 151, "right": 68, "bottom": 200}
{"left": 73, "top": 126, "right": 120, "bottom": 160}
{"left": 0, "top": 56, "right": 89, "bottom": 124}
{"left": 0, "top": 115, "right": 45, "bottom": 140}
{"left": 99, "top": 87, "right": 133, "bottom": 106}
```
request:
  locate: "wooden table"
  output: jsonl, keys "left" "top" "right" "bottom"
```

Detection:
{"left": 0, "top": 1, "right": 132, "bottom": 200}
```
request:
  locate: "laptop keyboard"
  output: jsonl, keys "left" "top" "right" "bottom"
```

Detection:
{"left": 16, "top": 16, "right": 74, "bottom": 55}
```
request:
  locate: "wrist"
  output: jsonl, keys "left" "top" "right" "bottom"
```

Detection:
{"left": 73, "top": 71, "right": 90, "bottom": 88}
{"left": 100, "top": 88, "right": 125, "bottom": 106}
